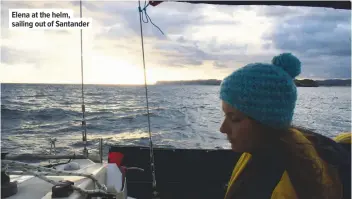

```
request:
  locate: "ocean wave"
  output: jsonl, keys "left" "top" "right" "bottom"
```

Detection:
{"left": 1, "top": 106, "right": 24, "bottom": 119}
{"left": 17, "top": 94, "right": 53, "bottom": 98}
{"left": 1, "top": 106, "right": 81, "bottom": 121}
{"left": 116, "top": 112, "right": 161, "bottom": 120}
{"left": 2, "top": 99, "right": 41, "bottom": 106}
{"left": 31, "top": 108, "right": 81, "bottom": 120}
{"left": 1, "top": 84, "right": 350, "bottom": 155}
{"left": 85, "top": 92, "right": 108, "bottom": 96}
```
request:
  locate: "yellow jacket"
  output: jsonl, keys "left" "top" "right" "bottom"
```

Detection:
{"left": 224, "top": 129, "right": 343, "bottom": 199}
{"left": 334, "top": 132, "right": 351, "bottom": 144}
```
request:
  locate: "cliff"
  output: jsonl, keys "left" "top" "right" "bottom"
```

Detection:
{"left": 294, "top": 79, "right": 319, "bottom": 87}
{"left": 315, "top": 79, "right": 351, "bottom": 86}
{"left": 156, "top": 79, "right": 351, "bottom": 87}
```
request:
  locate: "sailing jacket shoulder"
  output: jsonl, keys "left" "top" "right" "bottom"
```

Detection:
{"left": 224, "top": 129, "right": 344, "bottom": 199}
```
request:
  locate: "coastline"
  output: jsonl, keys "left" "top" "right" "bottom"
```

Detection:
{"left": 155, "top": 79, "right": 351, "bottom": 87}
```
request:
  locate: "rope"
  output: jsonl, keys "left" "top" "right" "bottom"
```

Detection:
{"left": 79, "top": 0, "right": 88, "bottom": 157}
{"left": 2, "top": 160, "right": 107, "bottom": 191}
{"left": 139, "top": 0, "right": 165, "bottom": 35}
{"left": 49, "top": 138, "right": 57, "bottom": 156}
{"left": 138, "top": 0, "right": 164, "bottom": 197}
{"left": 13, "top": 169, "right": 107, "bottom": 196}
{"left": 2, "top": 160, "right": 109, "bottom": 196}
{"left": 48, "top": 138, "right": 57, "bottom": 164}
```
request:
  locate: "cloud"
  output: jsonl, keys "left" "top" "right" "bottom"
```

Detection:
{"left": 262, "top": 6, "right": 351, "bottom": 78}
{"left": 1, "top": 46, "right": 38, "bottom": 65}
{"left": 151, "top": 36, "right": 253, "bottom": 68}
{"left": 153, "top": 41, "right": 211, "bottom": 67}
{"left": 266, "top": 10, "right": 350, "bottom": 56}
{"left": 1, "top": 1, "right": 351, "bottom": 84}
{"left": 93, "top": 1, "right": 240, "bottom": 41}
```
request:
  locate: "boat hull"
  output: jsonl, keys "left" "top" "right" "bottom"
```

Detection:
{"left": 109, "top": 146, "right": 241, "bottom": 199}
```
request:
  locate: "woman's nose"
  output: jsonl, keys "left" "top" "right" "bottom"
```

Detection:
{"left": 220, "top": 121, "right": 227, "bottom": 134}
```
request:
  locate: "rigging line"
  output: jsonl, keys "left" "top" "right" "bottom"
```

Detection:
{"left": 139, "top": 1, "right": 165, "bottom": 35}
{"left": 80, "top": 0, "right": 88, "bottom": 156}
{"left": 138, "top": 0, "right": 158, "bottom": 196}
{"left": 141, "top": 1, "right": 150, "bottom": 23}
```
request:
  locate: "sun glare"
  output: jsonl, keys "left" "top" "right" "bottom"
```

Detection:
{"left": 88, "top": 54, "right": 157, "bottom": 85}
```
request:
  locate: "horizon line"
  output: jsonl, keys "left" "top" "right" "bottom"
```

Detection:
{"left": 1, "top": 78, "right": 351, "bottom": 86}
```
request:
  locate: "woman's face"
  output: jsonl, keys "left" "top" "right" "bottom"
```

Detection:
{"left": 220, "top": 101, "right": 262, "bottom": 152}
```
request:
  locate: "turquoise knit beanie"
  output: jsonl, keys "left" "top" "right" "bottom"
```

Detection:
{"left": 220, "top": 53, "right": 301, "bottom": 129}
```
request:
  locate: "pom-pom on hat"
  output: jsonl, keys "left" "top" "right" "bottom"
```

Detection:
{"left": 220, "top": 53, "right": 301, "bottom": 129}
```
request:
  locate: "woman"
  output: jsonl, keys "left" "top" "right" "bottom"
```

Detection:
{"left": 219, "top": 53, "right": 348, "bottom": 199}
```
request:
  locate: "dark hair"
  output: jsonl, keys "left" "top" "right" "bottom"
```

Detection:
{"left": 276, "top": 126, "right": 342, "bottom": 199}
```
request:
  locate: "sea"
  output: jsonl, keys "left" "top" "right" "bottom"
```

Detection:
{"left": 1, "top": 84, "right": 351, "bottom": 156}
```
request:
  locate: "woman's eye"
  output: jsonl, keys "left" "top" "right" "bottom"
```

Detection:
{"left": 231, "top": 118, "right": 241, "bottom": 123}
{"left": 224, "top": 114, "right": 241, "bottom": 123}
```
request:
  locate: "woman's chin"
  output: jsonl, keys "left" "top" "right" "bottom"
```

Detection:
{"left": 230, "top": 143, "right": 245, "bottom": 153}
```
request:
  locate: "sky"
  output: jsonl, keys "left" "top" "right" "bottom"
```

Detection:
{"left": 1, "top": 1, "right": 351, "bottom": 85}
